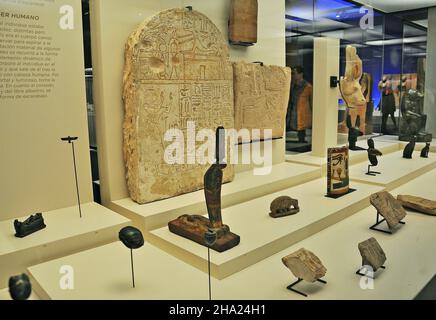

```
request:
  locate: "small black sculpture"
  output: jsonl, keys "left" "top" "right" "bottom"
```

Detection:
{"left": 14, "top": 213, "right": 46, "bottom": 238}
{"left": 399, "top": 89, "right": 432, "bottom": 143}
{"left": 347, "top": 115, "right": 365, "bottom": 151}
{"left": 119, "top": 226, "right": 144, "bottom": 249}
{"left": 421, "top": 142, "right": 430, "bottom": 158}
{"left": 403, "top": 136, "right": 416, "bottom": 159}
{"left": 366, "top": 139, "right": 383, "bottom": 176}
{"left": 119, "top": 226, "right": 144, "bottom": 288}
{"left": 9, "top": 274, "right": 32, "bottom": 300}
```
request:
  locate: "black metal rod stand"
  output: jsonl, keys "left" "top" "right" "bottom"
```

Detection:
{"left": 71, "top": 141, "right": 82, "bottom": 218}
{"left": 131, "top": 248, "right": 135, "bottom": 288}
{"left": 208, "top": 247, "right": 212, "bottom": 300}
{"left": 369, "top": 212, "right": 405, "bottom": 234}
{"left": 286, "top": 278, "right": 327, "bottom": 297}
{"left": 366, "top": 165, "right": 381, "bottom": 176}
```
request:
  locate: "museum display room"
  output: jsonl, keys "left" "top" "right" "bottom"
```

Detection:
{"left": 1, "top": 0, "right": 436, "bottom": 302}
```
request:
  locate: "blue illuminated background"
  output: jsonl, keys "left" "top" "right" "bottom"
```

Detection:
{"left": 285, "top": 0, "right": 428, "bottom": 110}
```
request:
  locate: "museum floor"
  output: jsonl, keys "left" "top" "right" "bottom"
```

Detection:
{"left": 1, "top": 135, "right": 436, "bottom": 300}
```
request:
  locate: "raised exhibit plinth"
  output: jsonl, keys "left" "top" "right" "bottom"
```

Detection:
{"left": 0, "top": 202, "right": 129, "bottom": 288}
{"left": 28, "top": 242, "right": 209, "bottom": 300}
{"left": 286, "top": 140, "right": 400, "bottom": 171}
{"left": 374, "top": 135, "right": 436, "bottom": 153}
{"left": 110, "top": 162, "right": 321, "bottom": 231}
{"left": 350, "top": 150, "right": 436, "bottom": 190}
{"left": 28, "top": 170, "right": 436, "bottom": 300}
{"left": 148, "top": 178, "right": 383, "bottom": 279}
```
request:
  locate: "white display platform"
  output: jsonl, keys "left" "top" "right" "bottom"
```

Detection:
{"left": 285, "top": 140, "right": 400, "bottom": 170}
{"left": 374, "top": 135, "right": 436, "bottom": 152}
{"left": 0, "top": 203, "right": 129, "bottom": 288}
{"left": 0, "top": 288, "right": 40, "bottom": 301}
{"left": 27, "top": 170, "right": 436, "bottom": 300}
{"left": 28, "top": 242, "right": 209, "bottom": 300}
{"left": 350, "top": 150, "right": 436, "bottom": 190}
{"left": 149, "top": 178, "right": 383, "bottom": 279}
{"left": 110, "top": 163, "right": 321, "bottom": 231}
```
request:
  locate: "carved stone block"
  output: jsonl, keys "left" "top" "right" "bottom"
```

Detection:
{"left": 397, "top": 195, "right": 436, "bottom": 216}
{"left": 370, "top": 191, "right": 407, "bottom": 229}
{"left": 358, "top": 237, "right": 386, "bottom": 271}
{"left": 282, "top": 248, "right": 327, "bottom": 283}
{"left": 123, "top": 8, "right": 235, "bottom": 204}
{"left": 233, "top": 62, "right": 291, "bottom": 140}
{"left": 229, "top": 0, "right": 258, "bottom": 46}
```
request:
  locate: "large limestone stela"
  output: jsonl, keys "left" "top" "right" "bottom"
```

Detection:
{"left": 123, "top": 8, "right": 235, "bottom": 204}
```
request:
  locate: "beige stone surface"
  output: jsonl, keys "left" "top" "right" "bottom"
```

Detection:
{"left": 370, "top": 191, "right": 407, "bottom": 229}
{"left": 358, "top": 237, "right": 386, "bottom": 271}
{"left": 123, "top": 8, "right": 235, "bottom": 204}
{"left": 229, "top": 0, "right": 258, "bottom": 45}
{"left": 282, "top": 248, "right": 326, "bottom": 283}
{"left": 397, "top": 195, "right": 436, "bottom": 216}
{"left": 233, "top": 62, "right": 291, "bottom": 140}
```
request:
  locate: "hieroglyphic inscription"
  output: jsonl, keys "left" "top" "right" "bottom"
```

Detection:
{"left": 123, "top": 8, "right": 234, "bottom": 204}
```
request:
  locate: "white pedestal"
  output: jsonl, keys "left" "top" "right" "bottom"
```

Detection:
{"left": 350, "top": 150, "right": 436, "bottom": 190}
{"left": 149, "top": 179, "right": 383, "bottom": 279}
{"left": 27, "top": 169, "right": 436, "bottom": 300}
{"left": 0, "top": 202, "right": 129, "bottom": 288}
{"left": 28, "top": 242, "right": 209, "bottom": 300}
{"left": 110, "top": 163, "right": 321, "bottom": 231}
{"left": 286, "top": 140, "right": 400, "bottom": 171}
{"left": 374, "top": 135, "right": 436, "bottom": 153}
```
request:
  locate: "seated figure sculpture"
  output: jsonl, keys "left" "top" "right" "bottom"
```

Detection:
{"left": 168, "top": 127, "right": 240, "bottom": 252}
{"left": 400, "top": 89, "right": 432, "bottom": 142}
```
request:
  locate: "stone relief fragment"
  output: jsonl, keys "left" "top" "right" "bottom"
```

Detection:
{"left": 233, "top": 61, "right": 291, "bottom": 140}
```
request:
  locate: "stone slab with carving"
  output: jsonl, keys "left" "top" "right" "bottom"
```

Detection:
{"left": 358, "top": 237, "right": 386, "bottom": 271}
{"left": 233, "top": 62, "right": 291, "bottom": 140}
{"left": 282, "top": 248, "right": 327, "bottom": 283}
{"left": 123, "top": 8, "right": 235, "bottom": 204}
{"left": 397, "top": 195, "right": 436, "bottom": 216}
{"left": 370, "top": 191, "right": 407, "bottom": 229}
{"left": 229, "top": 0, "right": 258, "bottom": 46}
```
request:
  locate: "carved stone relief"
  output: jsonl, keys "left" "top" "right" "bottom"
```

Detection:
{"left": 123, "top": 8, "right": 235, "bottom": 204}
{"left": 233, "top": 62, "right": 291, "bottom": 140}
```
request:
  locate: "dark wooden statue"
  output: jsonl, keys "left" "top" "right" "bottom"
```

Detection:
{"left": 168, "top": 127, "right": 240, "bottom": 252}
{"left": 366, "top": 138, "right": 382, "bottom": 176}
{"left": 421, "top": 142, "right": 430, "bottom": 158}
{"left": 399, "top": 89, "right": 432, "bottom": 143}
{"left": 403, "top": 136, "right": 416, "bottom": 159}
{"left": 14, "top": 213, "right": 46, "bottom": 238}
{"left": 347, "top": 115, "right": 365, "bottom": 151}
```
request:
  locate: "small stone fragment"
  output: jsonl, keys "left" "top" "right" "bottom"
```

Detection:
{"left": 397, "top": 195, "right": 436, "bottom": 216}
{"left": 282, "top": 248, "right": 327, "bottom": 283}
{"left": 370, "top": 191, "right": 407, "bottom": 229}
{"left": 358, "top": 237, "right": 386, "bottom": 271}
